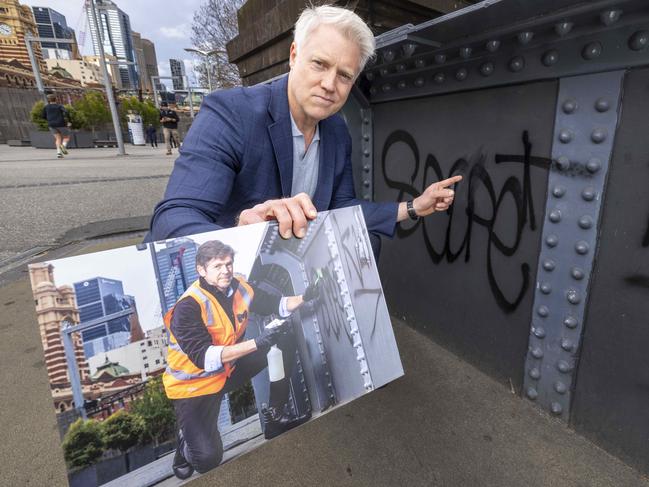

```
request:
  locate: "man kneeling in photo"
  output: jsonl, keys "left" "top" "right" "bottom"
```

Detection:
{"left": 163, "top": 240, "right": 320, "bottom": 479}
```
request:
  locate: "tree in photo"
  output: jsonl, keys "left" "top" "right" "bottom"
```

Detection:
{"left": 101, "top": 409, "right": 144, "bottom": 453}
{"left": 190, "top": 0, "right": 244, "bottom": 89}
{"left": 130, "top": 376, "right": 176, "bottom": 446}
{"left": 74, "top": 91, "right": 111, "bottom": 135}
{"left": 62, "top": 418, "right": 105, "bottom": 469}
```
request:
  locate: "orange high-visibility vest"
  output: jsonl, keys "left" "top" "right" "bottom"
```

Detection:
{"left": 162, "top": 279, "right": 254, "bottom": 399}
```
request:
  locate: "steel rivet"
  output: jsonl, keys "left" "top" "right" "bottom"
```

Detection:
{"left": 480, "top": 62, "right": 494, "bottom": 77}
{"left": 629, "top": 31, "right": 649, "bottom": 51}
{"left": 564, "top": 316, "right": 578, "bottom": 329}
{"left": 414, "top": 77, "right": 425, "bottom": 87}
{"left": 402, "top": 43, "right": 416, "bottom": 58}
{"left": 365, "top": 72, "right": 375, "bottom": 81}
{"left": 600, "top": 9, "right": 622, "bottom": 26}
{"left": 518, "top": 31, "right": 534, "bottom": 45}
{"left": 509, "top": 56, "right": 525, "bottom": 72}
{"left": 562, "top": 99, "right": 577, "bottom": 114}
{"left": 531, "top": 347, "right": 544, "bottom": 359}
{"left": 527, "top": 387, "right": 538, "bottom": 400}
{"left": 553, "top": 186, "right": 566, "bottom": 198}
{"left": 369, "top": 87, "right": 377, "bottom": 95}
{"left": 586, "top": 159, "right": 601, "bottom": 173}
{"left": 549, "top": 210, "right": 561, "bottom": 223}
{"left": 591, "top": 128, "right": 607, "bottom": 143}
{"left": 397, "top": 80, "right": 407, "bottom": 90}
{"left": 434, "top": 53, "right": 446, "bottom": 64}
{"left": 542, "top": 50, "right": 559, "bottom": 66}
{"left": 595, "top": 98, "right": 610, "bottom": 112}
{"left": 460, "top": 46, "right": 472, "bottom": 59}
{"left": 582, "top": 187, "right": 596, "bottom": 201}
{"left": 434, "top": 72, "right": 445, "bottom": 84}
{"left": 415, "top": 59, "right": 426, "bottom": 69}
{"left": 557, "top": 360, "right": 572, "bottom": 373}
{"left": 363, "top": 150, "right": 370, "bottom": 157}
{"left": 540, "top": 282, "right": 552, "bottom": 294}
{"left": 379, "top": 68, "right": 389, "bottom": 77}
{"left": 557, "top": 156, "right": 570, "bottom": 170}
{"left": 383, "top": 49, "right": 395, "bottom": 63}
{"left": 575, "top": 241, "right": 589, "bottom": 255}
{"left": 555, "top": 21, "right": 573, "bottom": 37}
{"left": 551, "top": 402, "right": 563, "bottom": 415}
{"left": 363, "top": 181, "right": 370, "bottom": 187}
{"left": 396, "top": 64, "right": 406, "bottom": 73}
{"left": 537, "top": 305, "right": 549, "bottom": 317}
{"left": 571, "top": 267, "right": 585, "bottom": 280}
{"left": 529, "top": 367, "right": 541, "bottom": 379}
{"left": 533, "top": 326, "right": 546, "bottom": 339}
{"left": 578, "top": 215, "right": 593, "bottom": 229}
{"left": 486, "top": 40, "right": 500, "bottom": 52}
{"left": 543, "top": 259, "right": 556, "bottom": 272}
{"left": 546, "top": 234, "right": 559, "bottom": 247}
{"left": 559, "top": 130, "right": 573, "bottom": 143}
{"left": 456, "top": 68, "right": 468, "bottom": 81}
{"left": 555, "top": 381, "right": 568, "bottom": 394}
{"left": 567, "top": 289, "right": 581, "bottom": 305}
{"left": 582, "top": 42, "right": 603, "bottom": 60}
{"left": 561, "top": 338, "right": 574, "bottom": 352}
{"left": 381, "top": 83, "right": 392, "bottom": 93}
{"left": 363, "top": 134, "right": 370, "bottom": 141}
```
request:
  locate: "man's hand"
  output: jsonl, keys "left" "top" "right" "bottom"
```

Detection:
{"left": 238, "top": 192, "right": 317, "bottom": 239}
{"left": 302, "top": 279, "right": 322, "bottom": 302}
{"left": 397, "top": 175, "right": 463, "bottom": 221}
{"left": 254, "top": 321, "right": 291, "bottom": 351}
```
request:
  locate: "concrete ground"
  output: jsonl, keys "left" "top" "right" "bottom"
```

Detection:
{"left": 1, "top": 145, "right": 648, "bottom": 486}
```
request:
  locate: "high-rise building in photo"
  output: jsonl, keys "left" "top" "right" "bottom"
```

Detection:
{"left": 31, "top": 6, "right": 80, "bottom": 60}
{"left": 86, "top": 0, "right": 138, "bottom": 90}
{"left": 0, "top": 0, "right": 46, "bottom": 72}
{"left": 141, "top": 36, "right": 159, "bottom": 92}
{"left": 153, "top": 238, "right": 198, "bottom": 313}
{"left": 73, "top": 276, "right": 134, "bottom": 358}
{"left": 169, "top": 58, "right": 185, "bottom": 90}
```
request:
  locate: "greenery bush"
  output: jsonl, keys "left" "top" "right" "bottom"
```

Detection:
{"left": 102, "top": 409, "right": 144, "bottom": 453}
{"left": 119, "top": 96, "right": 160, "bottom": 128}
{"left": 30, "top": 100, "right": 48, "bottom": 131}
{"left": 74, "top": 91, "right": 111, "bottom": 134}
{"left": 129, "top": 377, "right": 176, "bottom": 446}
{"left": 62, "top": 418, "right": 105, "bottom": 469}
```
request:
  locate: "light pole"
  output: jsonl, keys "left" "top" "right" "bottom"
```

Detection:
{"left": 183, "top": 48, "right": 226, "bottom": 92}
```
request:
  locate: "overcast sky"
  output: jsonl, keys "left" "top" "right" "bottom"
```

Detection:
{"left": 22, "top": 0, "right": 208, "bottom": 87}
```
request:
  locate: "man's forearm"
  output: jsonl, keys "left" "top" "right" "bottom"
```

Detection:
{"left": 221, "top": 339, "right": 258, "bottom": 363}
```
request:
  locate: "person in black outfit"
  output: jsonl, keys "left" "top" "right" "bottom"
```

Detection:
{"left": 159, "top": 101, "right": 180, "bottom": 155}
{"left": 146, "top": 124, "right": 158, "bottom": 147}
{"left": 165, "top": 240, "right": 320, "bottom": 479}
{"left": 42, "top": 94, "right": 71, "bottom": 158}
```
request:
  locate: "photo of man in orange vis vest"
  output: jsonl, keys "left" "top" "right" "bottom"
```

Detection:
{"left": 163, "top": 239, "right": 321, "bottom": 479}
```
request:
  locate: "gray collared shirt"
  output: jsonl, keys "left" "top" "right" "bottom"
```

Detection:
{"left": 290, "top": 113, "right": 320, "bottom": 199}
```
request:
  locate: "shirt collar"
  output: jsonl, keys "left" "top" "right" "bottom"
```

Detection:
{"left": 289, "top": 111, "right": 320, "bottom": 142}
{"left": 199, "top": 276, "right": 237, "bottom": 298}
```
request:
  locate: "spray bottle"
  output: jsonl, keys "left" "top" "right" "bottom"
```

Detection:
{"left": 265, "top": 318, "right": 285, "bottom": 381}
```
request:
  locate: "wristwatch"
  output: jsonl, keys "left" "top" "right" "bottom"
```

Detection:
{"left": 407, "top": 200, "right": 419, "bottom": 221}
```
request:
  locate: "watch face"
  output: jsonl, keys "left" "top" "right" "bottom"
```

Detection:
{"left": 0, "top": 23, "right": 12, "bottom": 36}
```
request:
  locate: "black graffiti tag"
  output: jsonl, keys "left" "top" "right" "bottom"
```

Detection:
{"left": 381, "top": 130, "right": 552, "bottom": 313}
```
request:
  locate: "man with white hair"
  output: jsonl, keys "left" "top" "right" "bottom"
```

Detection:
{"left": 151, "top": 3, "right": 462, "bottom": 480}
{"left": 149, "top": 5, "right": 461, "bottom": 253}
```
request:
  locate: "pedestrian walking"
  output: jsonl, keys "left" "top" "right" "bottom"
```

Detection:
{"left": 146, "top": 123, "right": 158, "bottom": 147}
{"left": 159, "top": 102, "right": 180, "bottom": 155}
{"left": 42, "top": 94, "right": 71, "bottom": 159}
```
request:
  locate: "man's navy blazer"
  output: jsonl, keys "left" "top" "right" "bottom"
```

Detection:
{"left": 149, "top": 75, "right": 398, "bottom": 241}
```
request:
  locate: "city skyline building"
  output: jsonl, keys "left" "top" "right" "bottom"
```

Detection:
{"left": 73, "top": 276, "right": 134, "bottom": 359}
{"left": 140, "top": 36, "right": 159, "bottom": 92}
{"left": 0, "top": 0, "right": 46, "bottom": 72}
{"left": 45, "top": 57, "right": 104, "bottom": 86}
{"left": 31, "top": 6, "right": 80, "bottom": 60}
{"left": 86, "top": 0, "right": 138, "bottom": 89}
{"left": 153, "top": 238, "right": 198, "bottom": 313}
{"left": 169, "top": 57, "right": 185, "bottom": 90}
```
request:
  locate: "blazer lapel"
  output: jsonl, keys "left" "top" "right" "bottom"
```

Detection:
{"left": 312, "top": 118, "right": 334, "bottom": 211}
{"left": 267, "top": 75, "right": 293, "bottom": 198}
